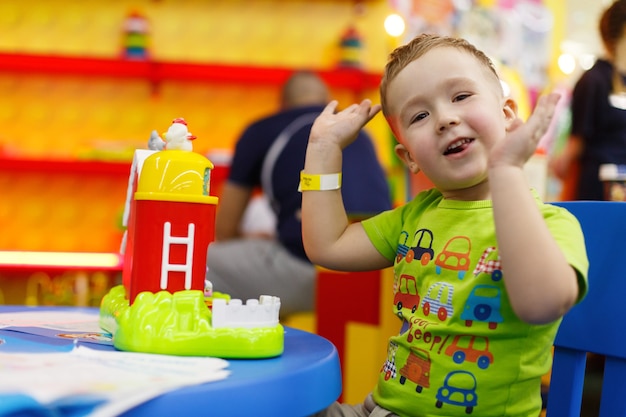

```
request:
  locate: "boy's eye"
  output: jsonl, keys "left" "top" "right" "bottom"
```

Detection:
{"left": 410, "top": 112, "right": 428, "bottom": 124}
{"left": 454, "top": 93, "right": 471, "bottom": 102}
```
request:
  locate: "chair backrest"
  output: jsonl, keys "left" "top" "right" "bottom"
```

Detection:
{"left": 547, "top": 201, "right": 626, "bottom": 417}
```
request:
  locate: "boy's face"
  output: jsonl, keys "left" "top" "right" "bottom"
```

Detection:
{"left": 386, "top": 46, "right": 517, "bottom": 199}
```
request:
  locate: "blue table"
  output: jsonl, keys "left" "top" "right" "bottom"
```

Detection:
{"left": 0, "top": 306, "right": 342, "bottom": 417}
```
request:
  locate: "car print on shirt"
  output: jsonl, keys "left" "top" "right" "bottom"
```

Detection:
{"left": 435, "top": 236, "right": 471, "bottom": 279}
{"left": 420, "top": 282, "right": 454, "bottom": 322}
{"left": 461, "top": 284, "right": 503, "bottom": 330}
{"left": 396, "top": 231, "right": 411, "bottom": 264}
{"left": 393, "top": 274, "right": 420, "bottom": 318}
{"left": 445, "top": 335, "right": 493, "bottom": 369}
{"left": 473, "top": 246, "right": 502, "bottom": 281}
{"left": 399, "top": 347, "right": 431, "bottom": 393}
{"left": 380, "top": 341, "right": 399, "bottom": 381}
{"left": 396, "top": 229, "right": 435, "bottom": 265}
{"left": 435, "top": 370, "right": 478, "bottom": 414}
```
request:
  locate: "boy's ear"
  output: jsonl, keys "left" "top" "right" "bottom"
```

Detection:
{"left": 395, "top": 143, "right": 420, "bottom": 174}
{"left": 503, "top": 97, "right": 518, "bottom": 124}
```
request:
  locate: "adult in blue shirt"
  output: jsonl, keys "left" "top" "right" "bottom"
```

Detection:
{"left": 207, "top": 71, "right": 391, "bottom": 316}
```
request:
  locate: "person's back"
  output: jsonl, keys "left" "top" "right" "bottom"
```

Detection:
{"left": 207, "top": 71, "right": 391, "bottom": 316}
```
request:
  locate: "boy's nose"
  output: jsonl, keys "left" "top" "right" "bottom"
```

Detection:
{"left": 437, "top": 115, "right": 460, "bottom": 132}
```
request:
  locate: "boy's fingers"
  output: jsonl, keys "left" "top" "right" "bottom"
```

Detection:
{"left": 322, "top": 100, "right": 339, "bottom": 114}
{"left": 538, "top": 93, "right": 560, "bottom": 118}
{"left": 527, "top": 93, "right": 560, "bottom": 136}
{"left": 344, "top": 103, "right": 360, "bottom": 113}
{"left": 321, "top": 99, "right": 380, "bottom": 125}
{"left": 546, "top": 92, "right": 561, "bottom": 107}
{"left": 368, "top": 103, "right": 382, "bottom": 119}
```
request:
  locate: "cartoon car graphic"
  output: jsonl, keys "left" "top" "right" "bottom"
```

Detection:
{"left": 461, "top": 284, "right": 503, "bottom": 330}
{"left": 393, "top": 274, "right": 420, "bottom": 317}
{"left": 472, "top": 246, "right": 502, "bottom": 281}
{"left": 396, "top": 231, "right": 410, "bottom": 263}
{"left": 435, "top": 370, "right": 478, "bottom": 414}
{"left": 405, "top": 228, "right": 434, "bottom": 265}
{"left": 381, "top": 341, "right": 399, "bottom": 381}
{"left": 399, "top": 347, "right": 431, "bottom": 393}
{"left": 445, "top": 335, "right": 493, "bottom": 369}
{"left": 435, "top": 236, "right": 471, "bottom": 279}
{"left": 421, "top": 282, "right": 454, "bottom": 321}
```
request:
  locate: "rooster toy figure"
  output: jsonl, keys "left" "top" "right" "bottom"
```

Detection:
{"left": 148, "top": 117, "right": 197, "bottom": 151}
{"left": 147, "top": 130, "right": 165, "bottom": 151}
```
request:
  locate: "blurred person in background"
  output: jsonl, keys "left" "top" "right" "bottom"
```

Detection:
{"left": 206, "top": 71, "right": 392, "bottom": 317}
{"left": 550, "top": 0, "right": 626, "bottom": 200}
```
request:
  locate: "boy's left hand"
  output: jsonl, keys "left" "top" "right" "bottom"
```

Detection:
{"left": 490, "top": 93, "right": 560, "bottom": 169}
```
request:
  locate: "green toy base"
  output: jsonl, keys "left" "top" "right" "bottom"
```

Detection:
{"left": 100, "top": 285, "right": 284, "bottom": 358}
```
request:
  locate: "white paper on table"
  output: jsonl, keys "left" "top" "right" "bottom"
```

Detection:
{"left": 0, "top": 310, "right": 113, "bottom": 345}
{"left": 0, "top": 345, "right": 230, "bottom": 417}
{"left": 0, "top": 310, "right": 104, "bottom": 332}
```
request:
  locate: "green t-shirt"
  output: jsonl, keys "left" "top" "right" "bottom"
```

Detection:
{"left": 361, "top": 189, "right": 588, "bottom": 417}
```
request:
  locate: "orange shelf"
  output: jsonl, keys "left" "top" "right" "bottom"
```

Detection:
{"left": 0, "top": 52, "right": 382, "bottom": 91}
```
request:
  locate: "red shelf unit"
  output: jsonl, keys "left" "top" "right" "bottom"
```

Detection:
{"left": 0, "top": 52, "right": 382, "bottom": 91}
{"left": 0, "top": 156, "right": 132, "bottom": 176}
{"left": 0, "top": 155, "right": 230, "bottom": 194}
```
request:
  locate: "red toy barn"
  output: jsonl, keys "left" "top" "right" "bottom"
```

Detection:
{"left": 123, "top": 149, "right": 218, "bottom": 304}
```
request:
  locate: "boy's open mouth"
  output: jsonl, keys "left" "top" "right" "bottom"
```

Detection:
{"left": 444, "top": 138, "right": 474, "bottom": 155}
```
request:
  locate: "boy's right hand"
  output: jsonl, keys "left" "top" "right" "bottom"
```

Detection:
{"left": 308, "top": 99, "right": 381, "bottom": 149}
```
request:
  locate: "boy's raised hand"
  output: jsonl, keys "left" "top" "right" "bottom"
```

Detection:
{"left": 309, "top": 99, "right": 382, "bottom": 149}
{"left": 490, "top": 93, "right": 560, "bottom": 169}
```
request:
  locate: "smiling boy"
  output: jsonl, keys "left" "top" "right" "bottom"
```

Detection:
{"left": 303, "top": 34, "right": 588, "bottom": 417}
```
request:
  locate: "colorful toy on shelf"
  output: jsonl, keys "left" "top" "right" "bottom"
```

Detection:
{"left": 122, "top": 10, "right": 150, "bottom": 60}
{"left": 101, "top": 120, "right": 284, "bottom": 358}
{"left": 338, "top": 25, "right": 364, "bottom": 69}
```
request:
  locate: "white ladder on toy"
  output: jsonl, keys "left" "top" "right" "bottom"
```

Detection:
{"left": 161, "top": 222, "right": 195, "bottom": 290}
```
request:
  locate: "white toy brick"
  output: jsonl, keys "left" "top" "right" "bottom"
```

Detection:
{"left": 211, "top": 295, "right": 281, "bottom": 329}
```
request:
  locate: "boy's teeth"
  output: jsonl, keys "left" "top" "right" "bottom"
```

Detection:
{"left": 447, "top": 139, "right": 467, "bottom": 151}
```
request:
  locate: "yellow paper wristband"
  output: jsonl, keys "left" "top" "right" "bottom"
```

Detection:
{"left": 298, "top": 171, "right": 342, "bottom": 191}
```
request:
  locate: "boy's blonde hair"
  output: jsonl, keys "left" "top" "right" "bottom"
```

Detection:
{"left": 380, "top": 34, "right": 500, "bottom": 117}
